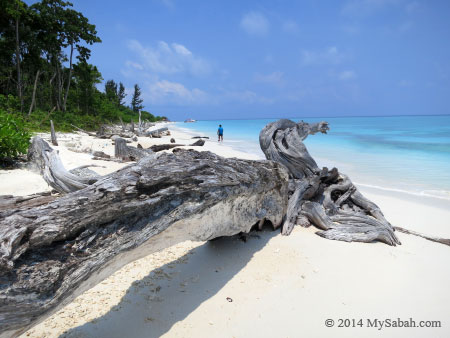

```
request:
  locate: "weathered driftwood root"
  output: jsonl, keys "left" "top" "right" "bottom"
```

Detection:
{"left": 260, "top": 119, "right": 400, "bottom": 246}
{"left": 394, "top": 226, "right": 450, "bottom": 247}
{"left": 0, "top": 149, "right": 288, "bottom": 337}
{"left": 27, "top": 137, "right": 101, "bottom": 194}
{"left": 114, "top": 137, "right": 154, "bottom": 161}
{"left": 260, "top": 119, "right": 329, "bottom": 179}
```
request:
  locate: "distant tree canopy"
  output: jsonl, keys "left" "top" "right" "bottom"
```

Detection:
{"left": 131, "top": 84, "right": 143, "bottom": 113}
{"left": 0, "top": 0, "right": 164, "bottom": 144}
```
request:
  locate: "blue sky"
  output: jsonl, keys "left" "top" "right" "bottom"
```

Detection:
{"left": 57, "top": 0, "right": 450, "bottom": 120}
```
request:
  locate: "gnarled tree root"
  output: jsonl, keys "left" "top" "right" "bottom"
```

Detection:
{"left": 260, "top": 119, "right": 401, "bottom": 246}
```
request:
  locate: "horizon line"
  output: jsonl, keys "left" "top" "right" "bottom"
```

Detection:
{"left": 171, "top": 113, "right": 450, "bottom": 122}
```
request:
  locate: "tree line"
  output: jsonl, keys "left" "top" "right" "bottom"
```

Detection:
{"left": 0, "top": 0, "right": 163, "bottom": 133}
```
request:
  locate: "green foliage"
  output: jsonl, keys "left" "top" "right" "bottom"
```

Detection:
{"left": 0, "top": 109, "right": 31, "bottom": 160}
{"left": 118, "top": 82, "right": 126, "bottom": 106}
{"left": 0, "top": 0, "right": 164, "bottom": 142}
{"left": 0, "top": 94, "right": 20, "bottom": 112}
{"left": 131, "top": 84, "right": 144, "bottom": 113}
{"left": 105, "top": 79, "right": 118, "bottom": 103}
{"left": 27, "top": 109, "right": 102, "bottom": 132}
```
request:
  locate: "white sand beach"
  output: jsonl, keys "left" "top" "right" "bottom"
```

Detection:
{"left": 2, "top": 123, "right": 448, "bottom": 338}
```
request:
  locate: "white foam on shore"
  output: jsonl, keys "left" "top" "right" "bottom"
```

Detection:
{"left": 354, "top": 182, "right": 450, "bottom": 201}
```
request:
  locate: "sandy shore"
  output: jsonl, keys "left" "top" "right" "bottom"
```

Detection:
{"left": 2, "top": 123, "right": 448, "bottom": 338}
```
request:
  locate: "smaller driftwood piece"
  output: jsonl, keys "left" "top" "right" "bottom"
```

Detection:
{"left": 27, "top": 137, "right": 101, "bottom": 194}
{"left": 114, "top": 137, "right": 154, "bottom": 161}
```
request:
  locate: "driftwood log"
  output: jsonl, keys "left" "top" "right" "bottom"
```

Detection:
{"left": 148, "top": 140, "right": 205, "bottom": 153}
{"left": 0, "top": 192, "right": 58, "bottom": 212}
{"left": 0, "top": 149, "right": 288, "bottom": 337}
{"left": 190, "top": 139, "right": 205, "bottom": 146}
{"left": 69, "top": 124, "right": 96, "bottom": 137}
{"left": 149, "top": 144, "right": 184, "bottom": 152}
{"left": 259, "top": 119, "right": 400, "bottom": 245}
{"left": 92, "top": 150, "right": 110, "bottom": 159}
{"left": 27, "top": 137, "right": 101, "bottom": 194}
{"left": 114, "top": 137, "right": 154, "bottom": 161}
{"left": 1, "top": 118, "right": 435, "bottom": 336}
{"left": 141, "top": 127, "right": 168, "bottom": 138}
{"left": 50, "top": 120, "right": 58, "bottom": 146}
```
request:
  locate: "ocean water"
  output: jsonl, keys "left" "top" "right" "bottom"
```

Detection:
{"left": 173, "top": 116, "right": 450, "bottom": 201}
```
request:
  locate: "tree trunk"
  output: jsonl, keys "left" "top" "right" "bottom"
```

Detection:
{"left": 50, "top": 120, "right": 58, "bottom": 146}
{"left": 62, "top": 43, "right": 74, "bottom": 112}
{"left": 259, "top": 119, "right": 401, "bottom": 246}
{"left": 138, "top": 110, "right": 142, "bottom": 134}
{"left": 28, "top": 70, "right": 40, "bottom": 116}
{"left": 14, "top": 16, "right": 23, "bottom": 112}
{"left": 0, "top": 148, "right": 288, "bottom": 338}
{"left": 56, "top": 58, "right": 64, "bottom": 110}
{"left": 56, "top": 63, "right": 63, "bottom": 111}
{"left": 49, "top": 71, "right": 56, "bottom": 109}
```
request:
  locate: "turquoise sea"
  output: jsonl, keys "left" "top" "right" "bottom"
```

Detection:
{"left": 173, "top": 115, "right": 450, "bottom": 202}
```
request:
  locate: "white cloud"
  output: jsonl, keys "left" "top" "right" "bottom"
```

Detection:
{"left": 125, "top": 61, "right": 144, "bottom": 70}
{"left": 339, "top": 70, "right": 357, "bottom": 80}
{"left": 254, "top": 71, "right": 284, "bottom": 86}
{"left": 127, "top": 40, "right": 211, "bottom": 76}
{"left": 172, "top": 43, "right": 191, "bottom": 56}
{"left": 282, "top": 20, "right": 300, "bottom": 33}
{"left": 240, "top": 12, "right": 269, "bottom": 36}
{"left": 145, "top": 80, "right": 208, "bottom": 105}
{"left": 301, "top": 46, "right": 344, "bottom": 66}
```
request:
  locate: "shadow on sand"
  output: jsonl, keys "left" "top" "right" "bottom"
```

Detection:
{"left": 61, "top": 227, "right": 277, "bottom": 338}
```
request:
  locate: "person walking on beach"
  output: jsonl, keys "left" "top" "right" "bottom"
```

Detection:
{"left": 217, "top": 124, "right": 224, "bottom": 142}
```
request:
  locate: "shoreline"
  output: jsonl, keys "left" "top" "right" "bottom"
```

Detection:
{"left": 2, "top": 123, "right": 448, "bottom": 338}
{"left": 173, "top": 122, "right": 450, "bottom": 207}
